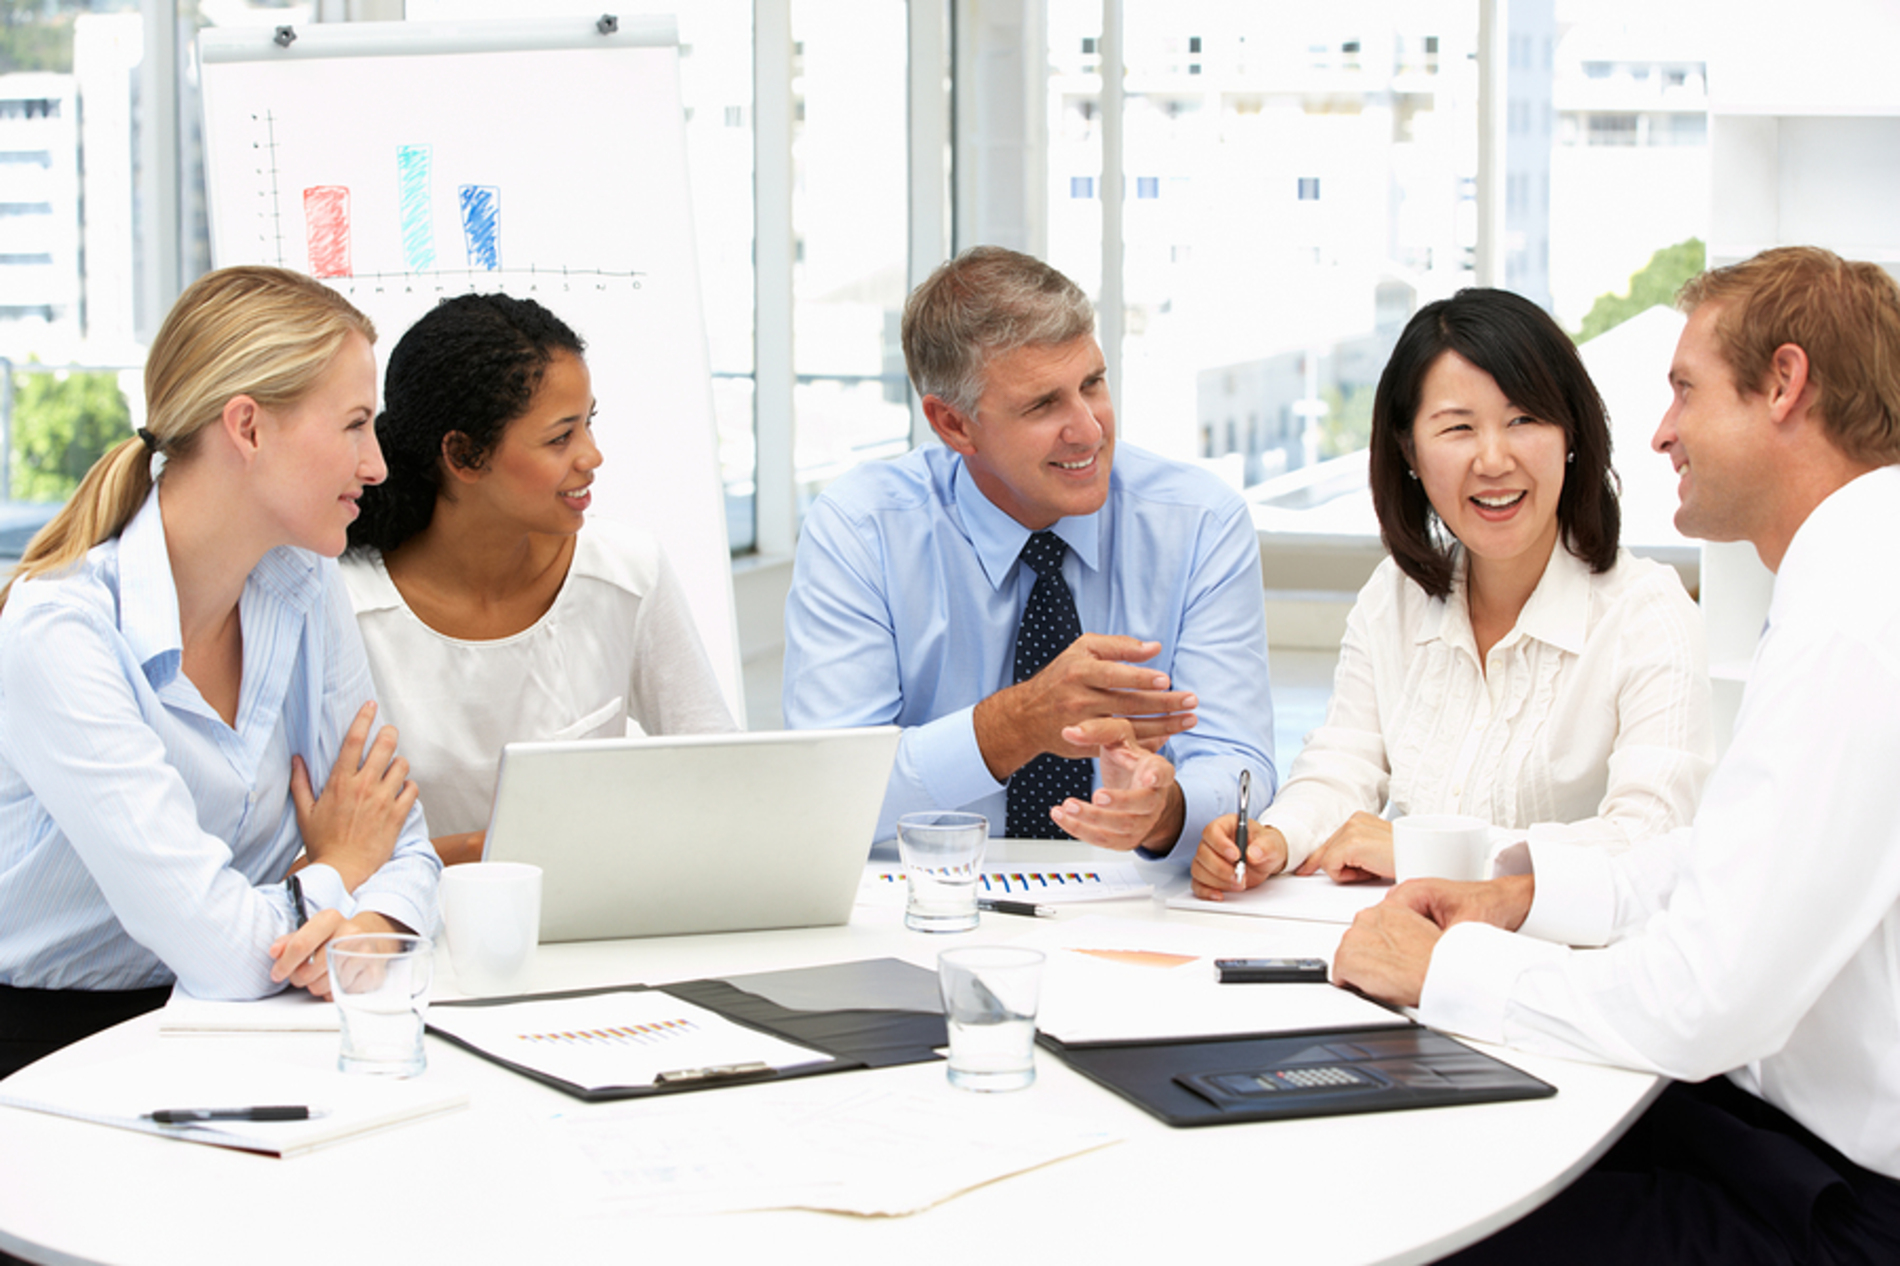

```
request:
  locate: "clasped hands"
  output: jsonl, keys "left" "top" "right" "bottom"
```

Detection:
{"left": 271, "top": 700, "right": 420, "bottom": 999}
{"left": 974, "top": 633, "right": 1192, "bottom": 852}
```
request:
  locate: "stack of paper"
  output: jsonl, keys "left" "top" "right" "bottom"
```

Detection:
{"left": 556, "top": 1084, "right": 1119, "bottom": 1217}
{"left": 1014, "top": 915, "right": 1405, "bottom": 1043}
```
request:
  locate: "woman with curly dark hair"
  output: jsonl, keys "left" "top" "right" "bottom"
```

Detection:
{"left": 343, "top": 294, "right": 733, "bottom": 865}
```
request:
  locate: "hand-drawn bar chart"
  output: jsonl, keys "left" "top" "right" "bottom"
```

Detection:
{"left": 240, "top": 110, "right": 644, "bottom": 293}
{"left": 303, "top": 150, "right": 501, "bottom": 277}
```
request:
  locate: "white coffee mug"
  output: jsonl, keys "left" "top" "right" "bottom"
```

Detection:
{"left": 1391, "top": 814, "right": 1492, "bottom": 883}
{"left": 440, "top": 861, "right": 542, "bottom": 996}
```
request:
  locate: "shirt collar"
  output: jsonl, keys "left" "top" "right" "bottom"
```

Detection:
{"left": 118, "top": 490, "right": 184, "bottom": 688}
{"left": 952, "top": 456, "right": 1104, "bottom": 591}
{"left": 116, "top": 488, "right": 326, "bottom": 688}
{"left": 1416, "top": 542, "right": 1592, "bottom": 657}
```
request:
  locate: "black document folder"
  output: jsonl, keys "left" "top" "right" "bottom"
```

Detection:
{"left": 1042, "top": 1024, "right": 1555, "bottom": 1127}
{"left": 427, "top": 957, "right": 946, "bottom": 1102}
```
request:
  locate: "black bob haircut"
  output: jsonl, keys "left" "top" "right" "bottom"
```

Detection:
{"left": 1367, "top": 287, "right": 1619, "bottom": 600}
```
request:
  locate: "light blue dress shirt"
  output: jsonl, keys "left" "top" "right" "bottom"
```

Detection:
{"left": 783, "top": 443, "right": 1276, "bottom": 857}
{"left": 0, "top": 491, "right": 440, "bottom": 996}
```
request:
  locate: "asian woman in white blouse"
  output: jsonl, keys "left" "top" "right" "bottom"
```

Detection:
{"left": 341, "top": 295, "right": 734, "bottom": 866}
{"left": 1191, "top": 287, "right": 1714, "bottom": 898}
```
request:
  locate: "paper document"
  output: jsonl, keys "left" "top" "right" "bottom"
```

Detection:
{"left": 159, "top": 986, "right": 339, "bottom": 1034}
{"left": 557, "top": 1084, "right": 1119, "bottom": 1217}
{"left": 860, "top": 861, "right": 1152, "bottom": 906}
{"left": 1017, "top": 915, "right": 1405, "bottom": 1043}
{"left": 426, "top": 991, "right": 829, "bottom": 1093}
{"left": 0, "top": 1048, "right": 467, "bottom": 1157}
{"left": 1167, "top": 873, "right": 1393, "bottom": 925}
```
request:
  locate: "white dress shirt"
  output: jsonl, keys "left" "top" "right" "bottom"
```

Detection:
{"left": 1422, "top": 465, "right": 1900, "bottom": 1181}
{"left": 0, "top": 491, "right": 440, "bottom": 997}
{"left": 343, "top": 517, "right": 735, "bottom": 838}
{"left": 1267, "top": 545, "right": 1713, "bottom": 873}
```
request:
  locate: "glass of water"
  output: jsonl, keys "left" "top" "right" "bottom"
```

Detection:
{"left": 328, "top": 933, "right": 433, "bottom": 1077}
{"left": 937, "top": 945, "right": 1045, "bottom": 1091}
{"left": 896, "top": 811, "right": 987, "bottom": 932}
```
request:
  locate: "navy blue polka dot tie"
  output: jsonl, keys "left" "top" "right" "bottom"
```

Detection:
{"left": 1006, "top": 531, "right": 1093, "bottom": 839}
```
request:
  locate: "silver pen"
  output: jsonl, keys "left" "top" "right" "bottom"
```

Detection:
{"left": 1233, "top": 769, "right": 1251, "bottom": 886}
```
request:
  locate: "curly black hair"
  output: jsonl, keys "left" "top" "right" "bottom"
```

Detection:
{"left": 348, "top": 293, "right": 586, "bottom": 554}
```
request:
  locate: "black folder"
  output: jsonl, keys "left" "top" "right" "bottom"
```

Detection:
{"left": 427, "top": 957, "right": 946, "bottom": 1102}
{"left": 1041, "top": 1024, "right": 1555, "bottom": 1127}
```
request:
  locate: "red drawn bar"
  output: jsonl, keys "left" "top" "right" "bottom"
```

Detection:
{"left": 303, "top": 186, "right": 352, "bottom": 278}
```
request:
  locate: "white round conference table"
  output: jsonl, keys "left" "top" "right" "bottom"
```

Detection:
{"left": 0, "top": 844, "right": 1660, "bottom": 1266}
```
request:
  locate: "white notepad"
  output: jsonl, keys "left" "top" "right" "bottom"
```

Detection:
{"left": 1166, "top": 872, "right": 1394, "bottom": 925}
{"left": 158, "top": 986, "right": 340, "bottom": 1034}
{"left": 0, "top": 1048, "right": 468, "bottom": 1158}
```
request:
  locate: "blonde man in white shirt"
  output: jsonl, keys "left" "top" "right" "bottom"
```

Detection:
{"left": 1192, "top": 288, "right": 1713, "bottom": 898}
{"left": 1337, "top": 246, "right": 1900, "bottom": 1262}
{"left": 342, "top": 295, "right": 734, "bottom": 866}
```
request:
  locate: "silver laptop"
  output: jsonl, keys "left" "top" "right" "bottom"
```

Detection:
{"left": 481, "top": 726, "right": 901, "bottom": 943}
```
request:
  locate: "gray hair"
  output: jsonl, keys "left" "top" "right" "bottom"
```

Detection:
{"left": 901, "top": 246, "right": 1096, "bottom": 416}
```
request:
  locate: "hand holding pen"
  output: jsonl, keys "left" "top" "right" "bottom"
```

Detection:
{"left": 1233, "top": 770, "right": 1251, "bottom": 886}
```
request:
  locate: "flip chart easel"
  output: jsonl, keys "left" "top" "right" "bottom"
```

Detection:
{"left": 197, "top": 15, "right": 744, "bottom": 722}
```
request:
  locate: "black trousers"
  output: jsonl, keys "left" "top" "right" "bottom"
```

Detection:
{"left": 1440, "top": 1077, "right": 1900, "bottom": 1265}
{"left": 0, "top": 983, "right": 172, "bottom": 1080}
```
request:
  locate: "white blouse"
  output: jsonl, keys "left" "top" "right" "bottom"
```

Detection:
{"left": 1267, "top": 546, "right": 1714, "bottom": 874}
{"left": 342, "top": 518, "right": 736, "bottom": 837}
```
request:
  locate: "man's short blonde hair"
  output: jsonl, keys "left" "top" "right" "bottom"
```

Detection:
{"left": 1678, "top": 246, "right": 1900, "bottom": 465}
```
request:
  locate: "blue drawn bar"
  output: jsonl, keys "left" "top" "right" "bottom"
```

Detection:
{"left": 397, "top": 145, "right": 434, "bottom": 272}
{"left": 459, "top": 185, "right": 500, "bottom": 270}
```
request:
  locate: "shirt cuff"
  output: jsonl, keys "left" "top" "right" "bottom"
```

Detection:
{"left": 1517, "top": 840, "right": 1617, "bottom": 947}
{"left": 909, "top": 705, "right": 1006, "bottom": 810}
{"left": 291, "top": 863, "right": 355, "bottom": 920}
{"left": 1418, "top": 922, "right": 1569, "bottom": 1045}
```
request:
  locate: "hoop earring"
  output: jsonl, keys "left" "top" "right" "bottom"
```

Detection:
{"left": 1567, "top": 451, "right": 1576, "bottom": 464}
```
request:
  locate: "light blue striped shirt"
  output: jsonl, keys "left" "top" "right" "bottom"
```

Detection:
{"left": 0, "top": 491, "right": 439, "bottom": 996}
{"left": 783, "top": 443, "right": 1277, "bottom": 854}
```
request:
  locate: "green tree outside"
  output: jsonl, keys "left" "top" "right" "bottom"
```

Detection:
{"left": 7, "top": 366, "right": 133, "bottom": 502}
{"left": 1574, "top": 238, "right": 1707, "bottom": 345}
{"left": 1319, "top": 382, "right": 1377, "bottom": 459}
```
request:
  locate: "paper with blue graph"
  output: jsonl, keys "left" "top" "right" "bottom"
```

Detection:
{"left": 425, "top": 992, "right": 829, "bottom": 1094}
{"left": 858, "top": 860, "right": 1153, "bottom": 907}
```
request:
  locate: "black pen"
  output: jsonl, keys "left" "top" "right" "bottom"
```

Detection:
{"left": 145, "top": 1106, "right": 313, "bottom": 1124}
{"left": 978, "top": 897, "right": 1055, "bottom": 919}
{"left": 1233, "top": 769, "right": 1252, "bottom": 886}
{"left": 286, "top": 873, "right": 309, "bottom": 929}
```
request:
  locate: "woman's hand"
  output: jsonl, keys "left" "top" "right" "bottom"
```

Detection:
{"left": 292, "top": 701, "right": 418, "bottom": 891}
{"left": 1294, "top": 811, "right": 1395, "bottom": 884}
{"left": 1189, "top": 814, "right": 1288, "bottom": 900}
{"left": 432, "top": 832, "right": 486, "bottom": 867}
{"left": 268, "top": 910, "right": 408, "bottom": 1000}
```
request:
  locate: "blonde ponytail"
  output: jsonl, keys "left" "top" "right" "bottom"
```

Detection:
{"left": 0, "top": 266, "right": 373, "bottom": 613}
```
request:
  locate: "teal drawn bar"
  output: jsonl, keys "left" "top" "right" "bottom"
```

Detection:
{"left": 396, "top": 145, "right": 434, "bottom": 272}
